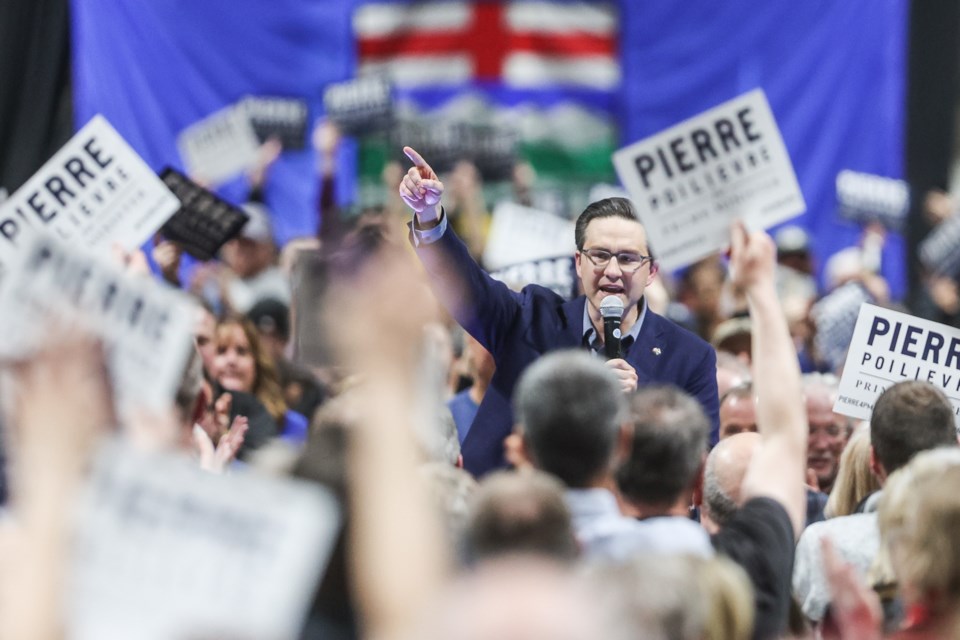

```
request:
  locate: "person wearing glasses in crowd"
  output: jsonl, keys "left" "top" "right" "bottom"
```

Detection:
{"left": 400, "top": 147, "right": 719, "bottom": 475}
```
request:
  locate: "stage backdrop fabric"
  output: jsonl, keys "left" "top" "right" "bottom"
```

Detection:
{"left": 71, "top": 0, "right": 907, "bottom": 295}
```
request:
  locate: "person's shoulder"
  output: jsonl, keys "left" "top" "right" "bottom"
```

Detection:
{"left": 640, "top": 516, "right": 714, "bottom": 557}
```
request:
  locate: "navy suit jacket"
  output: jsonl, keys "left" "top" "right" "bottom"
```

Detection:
{"left": 415, "top": 224, "right": 720, "bottom": 476}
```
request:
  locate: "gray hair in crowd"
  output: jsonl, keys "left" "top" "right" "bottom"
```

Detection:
{"left": 616, "top": 386, "right": 709, "bottom": 507}
{"left": 583, "top": 554, "right": 754, "bottom": 640}
{"left": 514, "top": 350, "right": 627, "bottom": 488}
{"left": 420, "top": 462, "right": 477, "bottom": 549}
{"left": 465, "top": 470, "right": 579, "bottom": 564}
{"left": 703, "top": 451, "right": 739, "bottom": 528}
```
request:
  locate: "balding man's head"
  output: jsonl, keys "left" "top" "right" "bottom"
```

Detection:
{"left": 701, "top": 433, "right": 761, "bottom": 532}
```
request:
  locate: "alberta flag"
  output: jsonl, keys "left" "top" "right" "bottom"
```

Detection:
{"left": 352, "top": 0, "right": 621, "bottom": 199}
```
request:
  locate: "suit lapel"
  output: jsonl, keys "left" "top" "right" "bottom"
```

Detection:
{"left": 557, "top": 297, "right": 587, "bottom": 348}
{"left": 627, "top": 311, "right": 667, "bottom": 385}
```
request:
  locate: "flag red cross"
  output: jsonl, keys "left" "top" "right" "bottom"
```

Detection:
{"left": 357, "top": 1, "right": 615, "bottom": 82}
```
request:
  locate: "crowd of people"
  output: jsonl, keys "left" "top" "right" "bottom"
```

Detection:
{"left": 0, "top": 121, "right": 959, "bottom": 640}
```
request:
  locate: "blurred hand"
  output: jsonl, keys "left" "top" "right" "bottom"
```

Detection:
{"left": 399, "top": 146, "right": 444, "bottom": 223}
{"left": 604, "top": 358, "right": 638, "bottom": 393}
{"left": 194, "top": 415, "right": 248, "bottom": 473}
{"left": 151, "top": 240, "right": 183, "bottom": 286}
{"left": 729, "top": 220, "right": 776, "bottom": 294}
{"left": 312, "top": 120, "right": 341, "bottom": 158}
{"left": 111, "top": 244, "right": 151, "bottom": 278}
{"left": 248, "top": 137, "right": 283, "bottom": 188}
{"left": 820, "top": 536, "right": 882, "bottom": 640}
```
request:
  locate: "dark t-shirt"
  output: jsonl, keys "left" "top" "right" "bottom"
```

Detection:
{"left": 712, "top": 497, "right": 795, "bottom": 640}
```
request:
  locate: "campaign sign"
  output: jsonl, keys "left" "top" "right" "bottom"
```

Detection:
{"left": 390, "top": 119, "right": 518, "bottom": 181}
{"left": 159, "top": 167, "right": 250, "bottom": 261}
{"left": 176, "top": 105, "right": 262, "bottom": 185}
{"left": 68, "top": 441, "right": 340, "bottom": 640}
{"left": 835, "top": 304, "right": 960, "bottom": 429}
{"left": 0, "top": 115, "right": 179, "bottom": 265}
{"left": 0, "top": 234, "right": 196, "bottom": 416}
{"left": 836, "top": 170, "right": 910, "bottom": 231}
{"left": 919, "top": 213, "right": 960, "bottom": 278}
{"left": 490, "top": 255, "right": 578, "bottom": 299}
{"left": 482, "top": 202, "right": 575, "bottom": 271}
{"left": 613, "top": 89, "right": 805, "bottom": 271}
{"left": 241, "top": 96, "right": 309, "bottom": 150}
{"left": 811, "top": 282, "right": 873, "bottom": 373}
{"left": 324, "top": 74, "right": 394, "bottom": 135}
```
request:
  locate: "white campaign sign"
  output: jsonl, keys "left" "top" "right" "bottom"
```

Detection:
{"left": 0, "top": 234, "right": 196, "bottom": 416}
{"left": 613, "top": 89, "right": 805, "bottom": 271}
{"left": 0, "top": 115, "right": 179, "bottom": 266}
{"left": 482, "top": 201, "right": 575, "bottom": 271}
{"left": 177, "top": 105, "right": 261, "bottom": 185}
{"left": 69, "top": 442, "right": 340, "bottom": 640}
{"left": 835, "top": 303, "right": 960, "bottom": 430}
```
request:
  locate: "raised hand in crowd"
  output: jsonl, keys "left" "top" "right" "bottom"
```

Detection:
{"left": 313, "top": 119, "right": 340, "bottom": 178}
{"left": 729, "top": 220, "right": 808, "bottom": 536}
{"left": 819, "top": 536, "right": 882, "bottom": 640}
{"left": 151, "top": 238, "right": 183, "bottom": 286}
{"left": 324, "top": 232, "right": 449, "bottom": 640}
{"left": 193, "top": 415, "right": 248, "bottom": 474}
{"left": 248, "top": 136, "right": 283, "bottom": 190}
{"left": 0, "top": 336, "right": 113, "bottom": 640}
{"left": 111, "top": 243, "right": 151, "bottom": 278}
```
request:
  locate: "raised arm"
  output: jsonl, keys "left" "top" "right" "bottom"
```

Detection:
{"left": 398, "top": 147, "right": 524, "bottom": 356}
{"left": 731, "top": 221, "right": 808, "bottom": 536}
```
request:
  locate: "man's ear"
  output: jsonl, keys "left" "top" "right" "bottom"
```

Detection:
{"left": 645, "top": 262, "right": 660, "bottom": 286}
{"left": 869, "top": 445, "right": 886, "bottom": 484}
{"left": 574, "top": 251, "right": 583, "bottom": 281}
{"left": 691, "top": 457, "right": 706, "bottom": 507}
{"left": 504, "top": 430, "right": 534, "bottom": 470}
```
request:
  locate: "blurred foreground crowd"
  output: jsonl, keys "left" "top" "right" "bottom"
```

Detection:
{"left": 1, "top": 123, "right": 960, "bottom": 640}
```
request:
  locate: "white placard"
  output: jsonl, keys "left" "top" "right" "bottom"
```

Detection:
{"left": 811, "top": 282, "right": 873, "bottom": 372}
{"left": 0, "top": 115, "right": 179, "bottom": 266}
{"left": 176, "top": 105, "right": 261, "bottom": 185}
{"left": 490, "top": 255, "right": 577, "bottom": 299}
{"left": 919, "top": 213, "right": 960, "bottom": 277}
{"left": 482, "top": 202, "right": 575, "bottom": 271}
{"left": 0, "top": 234, "right": 196, "bottom": 416}
{"left": 613, "top": 89, "right": 805, "bottom": 271}
{"left": 69, "top": 441, "right": 340, "bottom": 640}
{"left": 835, "top": 304, "right": 960, "bottom": 429}
{"left": 836, "top": 170, "right": 910, "bottom": 230}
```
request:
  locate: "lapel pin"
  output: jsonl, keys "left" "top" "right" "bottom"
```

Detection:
{"left": 652, "top": 347, "right": 662, "bottom": 356}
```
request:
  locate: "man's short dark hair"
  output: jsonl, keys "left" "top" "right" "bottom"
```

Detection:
{"left": 616, "top": 386, "right": 710, "bottom": 506}
{"left": 574, "top": 197, "right": 640, "bottom": 250}
{"left": 514, "top": 350, "right": 626, "bottom": 488}
{"left": 871, "top": 381, "right": 957, "bottom": 474}
{"left": 465, "top": 470, "right": 578, "bottom": 564}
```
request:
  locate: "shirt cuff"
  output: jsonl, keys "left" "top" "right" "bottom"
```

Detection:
{"left": 411, "top": 209, "right": 447, "bottom": 247}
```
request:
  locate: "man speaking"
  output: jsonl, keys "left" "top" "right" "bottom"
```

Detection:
{"left": 399, "top": 147, "right": 719, "bottom": 475}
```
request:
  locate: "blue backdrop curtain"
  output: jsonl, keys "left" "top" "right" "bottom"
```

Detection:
{"left": 70, "top": 0, "right": 357, "bottom": 245}
{"left": 71, "top": 0, "right": 907, "bottom": 295}
{"left": 619, "top": 0, "right": 908, "bottom": 296}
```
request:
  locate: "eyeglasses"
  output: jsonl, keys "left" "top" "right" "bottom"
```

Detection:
{"left": 580, "top": 248, "right": 654, "bottom": 272}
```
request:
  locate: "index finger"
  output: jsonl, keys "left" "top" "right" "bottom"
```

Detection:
{"left": 403, "top": 146, "right": 429, "bottom": 169}
{"left": 730, "top": 219, "right": 748, "bottom": 256}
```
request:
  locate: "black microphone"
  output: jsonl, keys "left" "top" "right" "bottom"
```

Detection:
{"left": 600, "top": 295, "right": 624, "bottom": 360}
